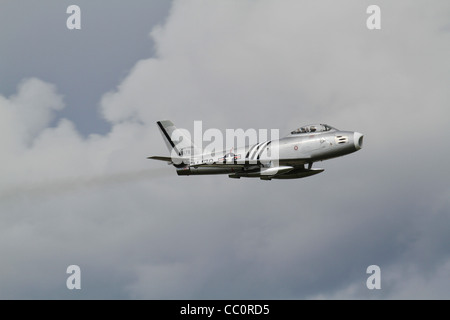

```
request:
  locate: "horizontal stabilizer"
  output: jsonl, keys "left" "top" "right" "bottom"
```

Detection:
{"left": 147, "top": 156, "right": 173, "bottom": 163}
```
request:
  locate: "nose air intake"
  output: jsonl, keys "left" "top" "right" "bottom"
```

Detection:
{"left": 354, "top": 132, "right": 364, "bottom": 150}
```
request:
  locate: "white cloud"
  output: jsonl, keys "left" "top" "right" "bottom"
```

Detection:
{"left": 0, "top": 78, "right": 64, "bottom": 151}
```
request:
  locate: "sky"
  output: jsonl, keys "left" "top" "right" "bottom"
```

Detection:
{"left": 0, "top": 0, "right": 450, "bottom": 299}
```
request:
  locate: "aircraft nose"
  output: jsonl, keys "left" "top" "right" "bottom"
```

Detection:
{"left": 354, "top": 132, "right": 364, "bottom": 150}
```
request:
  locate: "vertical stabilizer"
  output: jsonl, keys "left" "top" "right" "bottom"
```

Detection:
{"left": 156, "top": 120, "right": 201, "bottom": 158}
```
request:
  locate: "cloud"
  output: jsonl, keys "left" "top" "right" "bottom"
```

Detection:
{"left": 0, "top": 78, "right": 64, "bottom": 150}
{"left": 1, "top": 0, "right": 450, "bottom": 299}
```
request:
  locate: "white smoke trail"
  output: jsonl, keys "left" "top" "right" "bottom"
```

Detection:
{"left": 0, "top": 167, "right": 172, "bottom": 202}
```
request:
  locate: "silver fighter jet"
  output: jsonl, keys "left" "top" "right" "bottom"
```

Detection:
{"left": 149, "top": 120, "right": 363, "bottom": 180}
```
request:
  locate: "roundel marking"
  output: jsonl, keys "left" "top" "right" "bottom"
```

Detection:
{"left": 294, "top": 145, "right": 298, "bottom": 151}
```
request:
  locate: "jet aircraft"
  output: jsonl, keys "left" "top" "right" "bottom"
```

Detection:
{"left": 148, "top": 120, "right": 363, "bottom": 180}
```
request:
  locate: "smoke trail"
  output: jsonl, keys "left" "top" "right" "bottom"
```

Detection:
{"left": 0, "top": 167, "right": 172, "bottom": 202}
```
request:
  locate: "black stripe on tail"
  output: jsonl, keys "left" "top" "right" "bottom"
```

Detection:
{"left": 157, "top": 121, "right": 176, "bottom": 149}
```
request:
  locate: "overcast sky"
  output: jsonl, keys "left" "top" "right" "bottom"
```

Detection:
{"left": 1, "top": 0, "right": 450, "bottom": 299}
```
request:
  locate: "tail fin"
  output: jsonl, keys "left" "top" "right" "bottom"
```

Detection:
{"left": 156, "top": 120, "right": 201, "bottom": 157}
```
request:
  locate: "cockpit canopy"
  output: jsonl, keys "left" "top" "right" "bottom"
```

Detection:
{"left": 290, "top": 124, "right": 336, "bottom": 135}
